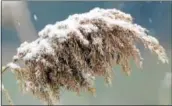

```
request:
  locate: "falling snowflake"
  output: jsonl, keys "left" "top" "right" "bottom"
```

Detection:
{"left": 149, "top": 18, "right": 152, "bottom": 23}
{"left": 33, "top": 14, "right": 38, "bottom": 21}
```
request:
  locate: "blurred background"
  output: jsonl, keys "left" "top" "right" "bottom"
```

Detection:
{"left": 1, "top": 1, "right": 171, "bottom": 105}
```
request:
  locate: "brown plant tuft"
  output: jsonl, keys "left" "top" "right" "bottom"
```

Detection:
{"left": 7, "top": 8, "right": 168, "bottom": 105}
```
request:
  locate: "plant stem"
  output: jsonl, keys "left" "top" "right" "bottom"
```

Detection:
{"left": 2, "top": 66, "right": 9, "bottom": 74}
{"left": 1, "top": 65, "right": 14, "bottom": 105}
{"left": 2, "top": 85, "right": 14, "bottom": 106}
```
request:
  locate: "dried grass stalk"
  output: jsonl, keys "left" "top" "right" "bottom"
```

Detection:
{"left": 7, "top": 8, "right": 168, "bottom": 105}
{"left": 1, "top": 67, "right": 14, "bottom": 106}
{"left": 2, "top": 84, "right": 14, "bottom": 106}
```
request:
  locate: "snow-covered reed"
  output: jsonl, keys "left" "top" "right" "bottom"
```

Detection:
{"left": 7, "top": 7, "right": 168, "bottom": 105}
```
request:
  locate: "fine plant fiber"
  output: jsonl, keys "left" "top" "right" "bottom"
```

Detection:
{"left": 6, "top": 8, "right": 168, "bottom": 105}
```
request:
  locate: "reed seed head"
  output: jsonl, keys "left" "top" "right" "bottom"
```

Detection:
{"left": 8, "top": 7, "right": 168, "bottom": 105}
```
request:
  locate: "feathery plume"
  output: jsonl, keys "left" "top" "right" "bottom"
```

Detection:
{"left": 7, "top": 8, "right": 168, "bottom": 105}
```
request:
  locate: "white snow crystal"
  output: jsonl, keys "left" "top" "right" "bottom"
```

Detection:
{"left": 7, "top": 62, "right": 20, "bottom": 69}
{"left": 149, "top": 18, "right": 152, "bottom": 23}
{"left": 33, "top": 14, "right": 38, "bottom": 21}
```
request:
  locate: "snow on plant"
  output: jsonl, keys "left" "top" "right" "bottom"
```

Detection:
{"left": 2, "top": 7, "right": 168, "bottom": 105}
